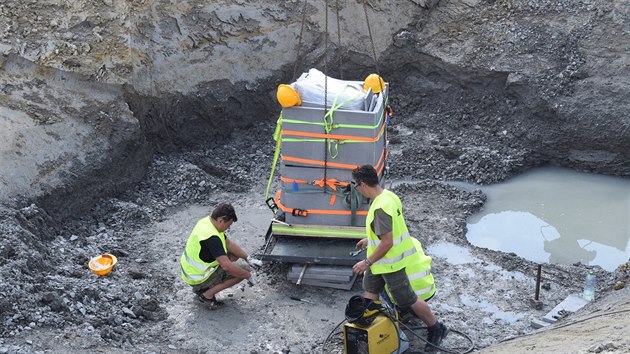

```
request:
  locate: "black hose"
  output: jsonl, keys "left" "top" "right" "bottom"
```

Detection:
{"left": 321, "top": 318, "right": 347, "bottom": 354}
{"left": 399, "top": 320, "right": 476, "bottom": 354}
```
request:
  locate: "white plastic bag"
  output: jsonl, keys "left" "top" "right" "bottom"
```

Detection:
{"left": 294, "top": 68, "right": 366, "bottom": 111}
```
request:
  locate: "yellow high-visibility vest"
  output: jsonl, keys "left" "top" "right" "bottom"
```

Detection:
{"left": 180, "top": 217, "right": 227, "bottom": 285}
{"left": 385, "top": 238, "right": 436, "bottom": 303}
{"left": 366, "top": 189, "right": 416, "bottom": 274}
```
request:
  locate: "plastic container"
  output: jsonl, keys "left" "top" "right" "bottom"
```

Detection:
{"left": 583, "top": 271, "right": 596, "bottom": 301}
{"left": 293, "top": 68, "right": 367, "bottom": 111}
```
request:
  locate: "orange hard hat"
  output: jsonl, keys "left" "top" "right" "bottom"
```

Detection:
{"left": 88, "top": 253, "right": 118, "bottom": 276}
{"left": 277, "top": 84, "right": 302, "bottom": 108}
{"left": 363, "top": 74, "right": 386, "bottom": 93}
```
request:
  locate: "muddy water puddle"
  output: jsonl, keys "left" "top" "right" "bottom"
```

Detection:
{"left": 466, "top": 166, "right": 630, "bottom": 271}
{"left": 427, "top": 242, "right": 534, "bottom": 325}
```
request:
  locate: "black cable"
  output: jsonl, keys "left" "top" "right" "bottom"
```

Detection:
{"left": 321, "top": 318, "right": 347, "bottom": 354}
{"left": 377, "top": 306, "right": 406, "bottom": 354}
{"left": 398, "top": 320, "right": 476, "bottom": 354}
{"left": 322, "top": 0, "right": 329, "bottom": 194}
{"left": 335, "top": 0, "right": 343, "bottom": 79}
{"left": 362, "top": 0, "right": 381, "bottom": 77}
{"left": 291, "top": 0, "right": 309, "bottom": 82}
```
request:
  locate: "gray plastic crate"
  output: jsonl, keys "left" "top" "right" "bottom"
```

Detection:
{"left": 279, "top": 162, "right": 387, "bottom": 192}
{"left": 281, "top": 133, "right": 386, "bottom": 167}
{"left": 281, "top": 84, "right": 388, "bottom": 137}
{"left": 279, "top": 188, "right": 368, "bottom": 227}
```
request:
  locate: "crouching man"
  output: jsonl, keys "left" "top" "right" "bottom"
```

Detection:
{"left": 180, "top": 203, "right": 262, "bottom": 308}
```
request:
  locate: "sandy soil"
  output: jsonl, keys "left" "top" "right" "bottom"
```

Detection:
{"left": 478, "top": 286, "right": 630, "bottom": 354}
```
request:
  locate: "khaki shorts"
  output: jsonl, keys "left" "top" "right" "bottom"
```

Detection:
{"left": 363, "top": 267, "right": 417, "bottom": 308}
{"left": 191, "top": 259, "right": 247, "bottom": 294}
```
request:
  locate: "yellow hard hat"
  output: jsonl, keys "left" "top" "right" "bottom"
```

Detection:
{"left": 88, "top": 253, "right": 118, "bottom": 276}
{"left": 363, "top": 74, "right": 385, "bottom": 93}
{"left": 277, "top": 84, "right": 301, "bottom": 108}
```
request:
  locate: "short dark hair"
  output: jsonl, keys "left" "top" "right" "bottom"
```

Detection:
{"left": 211, "top": 203, "right": 238, "bottom": 222}
{"left": 352, "top": 165, "right": 379, "bottom": 187}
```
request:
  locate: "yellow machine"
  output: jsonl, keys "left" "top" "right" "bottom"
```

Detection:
{"left": 343, "top": 315, "right": 408, "bottom": 354}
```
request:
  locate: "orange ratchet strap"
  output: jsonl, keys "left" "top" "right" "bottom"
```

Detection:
{"left": 274, "top": 191, "right": 368, "bottom": 216}
{"left": 280, "top": 177, "right": 348, "bottom": 190}
{"left": 281, "top": 122, "right": 386, "bottom": 143}
{"left": 312, "top": 178, "right": 349, "bottom": 191}
{"left": 282, "top": 147, "right": 387, "bottom": 173}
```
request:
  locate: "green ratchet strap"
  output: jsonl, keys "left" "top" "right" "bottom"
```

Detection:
{"left": 323, "top": 87, "right": 363, "bottom": 134}
{"left": 324, "top": 88, "right": 377, "bottom": 159}
{"left": 272, "top": 225, "right": 365, "bottom": 239}
{"left": 350, "top": 180, "right": 358, "bottom": 226}
{"left": 282, "top": 95, "right": 388, "bottom": 130}
{"left": 265, "top": 113, "right": 283, "bottom": 200}
{"left": 281, "top": 135, "right": 383, "bottom": 143}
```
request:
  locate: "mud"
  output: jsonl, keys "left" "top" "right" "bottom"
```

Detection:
{"left": 2, "top": 124, "right": 628, "bottom": 353}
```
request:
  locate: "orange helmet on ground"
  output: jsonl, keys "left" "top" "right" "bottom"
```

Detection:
{"left": 88, "top": 253, "right": 118, "bottom": 276}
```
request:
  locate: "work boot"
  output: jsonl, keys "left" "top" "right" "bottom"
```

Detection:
{"left": 426, "top": 321, "right": 449, "bottom": 351}
{"left": 196, "top": 294, "right": 224, "bottom": 309}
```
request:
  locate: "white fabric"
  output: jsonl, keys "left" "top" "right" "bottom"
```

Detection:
{"left": 294, "top": 68, "right": 366, "bottom": 111}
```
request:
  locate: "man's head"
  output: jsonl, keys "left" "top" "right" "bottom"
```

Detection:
{"left": 211, "top": 203, "right": 237, "bottom": 231}
{"left": 351, "top": 165, "right": 379, "bottom": 187}
{"left": 351, "top": 165, "right": 380, "bottom": 198}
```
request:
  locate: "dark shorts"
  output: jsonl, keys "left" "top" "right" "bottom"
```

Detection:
{"left": 363, "top": 267, "right": 417, "bottom": 308}
{"left": 191, "top": 259, "right": 246, "bottom": 294}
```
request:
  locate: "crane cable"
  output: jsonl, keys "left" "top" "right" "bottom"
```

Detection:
{"left": 362, "top": 0, "right": 385, "bottom": 94}
{"left": 335, "top": 0, "right": 343, "bottom": 79}
{"left": 322, "top": 0, "right": 330, "bottom": 194}
{"left": 290, "top": 0, "right": 384, "bottom": 194}
{"left": 291, "top": 0, "right": 381, "bottom": 107}
{"left": 291, "top": 0, "right": 309, "bottom": 83}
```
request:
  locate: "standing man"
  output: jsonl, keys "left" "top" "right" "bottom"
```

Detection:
{"left": 351, "top": 165, "right": 448, "bottom": 349}
{"left": 180, "top": 203, "right": 262, "bottom": 308}
{"left": 355, "top": 237, "right": 437, "bottom": 309}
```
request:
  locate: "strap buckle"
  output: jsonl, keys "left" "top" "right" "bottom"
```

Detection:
{"left": 291, "top": 208, "right": 308, "bottom": 217}
{"left": 265, "top": 197, "right": 279, "bottom": 214}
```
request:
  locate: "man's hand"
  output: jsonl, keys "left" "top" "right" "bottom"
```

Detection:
{"left": 247, "top": 272, "right": 257, "bottom": 286}
{"left": 352, "top": 259, "right": 370, "bottom": 275}
{"left": 246, "top": 255, "right": 263, "bottom": 269}
{"left": 356, "top": 238, "right": 368, "bottom": 250}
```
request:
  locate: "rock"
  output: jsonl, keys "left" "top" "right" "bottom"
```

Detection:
{"left": 613, "top": 281, "right": 625, "bottom": 290}
{"left": 122, "top": 307, "right": 136, "bottom": 318}
{"left": 529, "top": 298, "right": 544, "bottom": 310}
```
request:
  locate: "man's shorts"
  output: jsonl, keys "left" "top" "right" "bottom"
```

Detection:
{"left": 363, "top": 267, "right": 417, "bottom": 308}
{"left": 191, "top": 259, "right": 246, "bottom": 294}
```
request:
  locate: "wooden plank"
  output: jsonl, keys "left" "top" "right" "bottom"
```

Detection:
{"left": 288, "top": 273, "right": 352, "bottom": 283}
{"left": 272, "top": 223, "right": 365, "bottom": 239}
{"left": 289, "top": 264, "right": 355, "bottom": 276}
{"left": 288, "top": 264, "right": 355, "bottom": 283}
{"left": 289, "top": 273, "right": 359, "bottom": 290}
